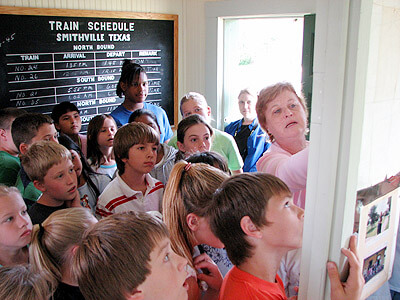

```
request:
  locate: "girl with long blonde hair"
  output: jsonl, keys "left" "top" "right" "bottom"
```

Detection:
{"left": 29, "top": 207, "right": 97, "bottom": 299}
{"left": 163, "top": 161, "right": 230, "bottom": 299}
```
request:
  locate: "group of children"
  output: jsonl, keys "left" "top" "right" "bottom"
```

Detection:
{"left": 0, "top": 59, "right": 364, "bottom": 300}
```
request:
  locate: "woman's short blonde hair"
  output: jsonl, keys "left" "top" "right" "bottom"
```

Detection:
{"left": 238, "top": 87, "right": 257, "bottom": 99}
{"left": 256, "top": 82, "right": 308, "bottom": 142}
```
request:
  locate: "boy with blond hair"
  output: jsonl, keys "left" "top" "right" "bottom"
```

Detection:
{"left": 209, "top": 173, "right": 364, "bottom": 300}
{"left": 95, "top": 122, "right": 164, "bottom": 219}
{"left": 21, "top": 141, "right": 79, "bottom": 224}
{"left": 73, "top": 211, "right": 189, "bottom": 300}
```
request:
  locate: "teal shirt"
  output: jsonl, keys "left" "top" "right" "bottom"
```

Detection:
{"left": 15, "top": 167, "right": 42, "bottom": 206}
{"left": 168, "top": 128, "right": 243, "bottom": 171}
{"left": 0, "top": 151, "right": 21, "bottom": 186}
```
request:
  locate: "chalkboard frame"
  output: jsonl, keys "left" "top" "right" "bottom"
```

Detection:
{"left": 0, "top": 6, "right": 179, "bottom": 128}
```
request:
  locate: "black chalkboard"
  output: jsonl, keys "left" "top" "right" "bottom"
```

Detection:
{"left": 0, "top": 7, "right": 178, "bottom": 130}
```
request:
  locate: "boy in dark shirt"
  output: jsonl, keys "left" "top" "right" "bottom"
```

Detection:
{"left": 21, "top": 141, "right": 79, "bottom": 224}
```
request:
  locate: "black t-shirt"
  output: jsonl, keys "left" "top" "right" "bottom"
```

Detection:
{"left": 234, "top": 124, "right": 251, "bottom": 161}
{"left": 53, "top": 282, "right": 85, "bottom": 300}
{"left": 28, "top": 202, "right": 67, "bottom": 225}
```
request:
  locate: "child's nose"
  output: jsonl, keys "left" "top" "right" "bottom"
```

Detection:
{"left": 297, "top": 206, "right": 305, "bottom": 219}
{"left": 176, "top": 253, "right": 188, "bottom": 272}
{"left": 199, "top": 140, "right": 207, "bottom": 149}
{"left": 67, "top": 173, "right": 75, "bottom": 184}
{"left": 147, "top": 148, "right": 155, "bottom": 157}
{"left": 17, "top": 214, "right": 29, "bottom": 227}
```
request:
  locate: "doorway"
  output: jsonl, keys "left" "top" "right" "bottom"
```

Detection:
{"left": 222, "top": 16, "right": 305, "bottom": 125}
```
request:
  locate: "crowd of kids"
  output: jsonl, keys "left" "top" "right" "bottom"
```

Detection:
{"left": 0, "top": 65, "right": 367, "bottom": 300}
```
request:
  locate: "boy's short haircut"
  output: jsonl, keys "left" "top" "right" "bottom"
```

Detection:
{"left": 20, "top": 141, "right": 71, "bottom": 182}
{"left": 0, "top": 107, "right": 26, "bottom": 130}
{"left": 51, "top": 101, "right": 79, "bottom": 124}
{"left": 209, "top": 173, "right": 291, "bottom": 266}
{"left": 74, "top": 211, "right": 169, "bottom": 300}
{"left": 0, "top": 264, "right": 50, "bottom": 300}
{"left": 11, "top": 113, "right": 54, "bottom": 150}
{"left": 114, "top": 122, "right": 160, "bottom": 175}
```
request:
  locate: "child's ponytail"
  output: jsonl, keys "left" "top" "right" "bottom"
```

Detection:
{"left": 29, "top": 208, "right": 95, "bottom": 293}
{"left": 163, "top": 161, "right": 228, "bottom": 268}
{"left": 29, "top": 223, "right": 61, "bottom": 292}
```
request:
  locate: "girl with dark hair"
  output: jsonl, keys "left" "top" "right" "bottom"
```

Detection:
{"left": 110, "top": 59, "right": 173, "bottom": 143}
{"left": 58, "top": 135, "right": 111, "bottom": 214}
{"left": 86, "top": 114, "right": 117, "bottom": 178}
{"left": 175, "top": 114, "right": 214, "bottom": 162}
{"left": 186, "top": 151, "right": 230, "bottom": 175}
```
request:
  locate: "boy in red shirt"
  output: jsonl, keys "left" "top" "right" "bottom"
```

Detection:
{"left": 209, "top": 173, "right": 363, "bottom": 300}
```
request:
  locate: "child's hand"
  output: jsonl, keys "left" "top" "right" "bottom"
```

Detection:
{"left": 194, "top": 253, "right": 223, "bottom": 291}
{"left": 327, "top": 235, "right": 364, "bottom": 300}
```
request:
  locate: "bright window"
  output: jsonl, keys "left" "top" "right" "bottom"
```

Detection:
{"left": 223, "top": 17, "right": 304, "bottom": 124}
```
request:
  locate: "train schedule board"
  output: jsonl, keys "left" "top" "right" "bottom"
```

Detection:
{"left": 0, "top": 7, "right": 178, "bottom": 130}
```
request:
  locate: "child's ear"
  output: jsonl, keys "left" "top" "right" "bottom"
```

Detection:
{"left": 70, "top": 245, "right": 79, "bottom": 256}
{"left": 186, "top": 213, "right": 199, "bottom": 232}
{"left": 177, "top": 141, "right": 186, "bottom": 153}
{"left": 0, "top": 128, "right": 6, "bottom": 140}
{"left": 240, "top": 216, "right": 262, "bottom": 239}
{"left": 55, "top": 123, "right": 61, "bottom": 130}
{"left": 33, "top": 180, "right": 46, "bottom": 193}
{"left": 126, "top": 290, "right": 144, "bottom": 300}
{"left": 19, "top": 143, "right": 29, "bottom": 155}
{"left": 120, "top": 82, "right": 127, "bottom": 93}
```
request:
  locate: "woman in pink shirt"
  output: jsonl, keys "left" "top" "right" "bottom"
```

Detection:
{"left": 256, "top": 82, "right": 309, "bottom": 209}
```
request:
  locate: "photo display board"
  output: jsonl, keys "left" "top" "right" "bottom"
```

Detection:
{"left": 0, "top": 7, "right": 178, "bottom": 130}
{"left": 354, "top": 175, "right": 400, "bottom": 299}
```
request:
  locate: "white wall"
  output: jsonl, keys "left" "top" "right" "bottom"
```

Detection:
{"left": 357, "top": 0, "right": 400, "bottom": 189}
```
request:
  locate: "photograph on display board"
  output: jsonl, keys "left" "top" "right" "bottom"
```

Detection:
{"left": 362, "top": 246, "right": 386, "bottom": 283}
{"left": 366, "top": 196, "right": 391, "bottom": 241}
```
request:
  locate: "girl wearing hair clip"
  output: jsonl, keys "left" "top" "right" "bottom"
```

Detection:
{"left": 163, "top": 161, "right": 230, "bottom": 300}
{"left": 29, "top": 207, "right": 97, "bottom": 300}
{"left": 0, "top": 185, "right": 32, "bottom": 267}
